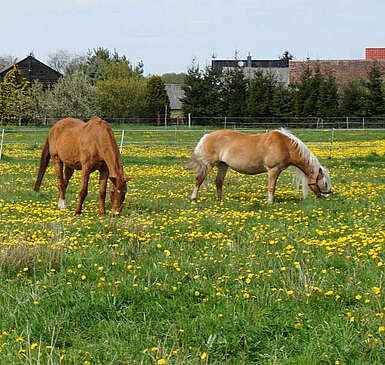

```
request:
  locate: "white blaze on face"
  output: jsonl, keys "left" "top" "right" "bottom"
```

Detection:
{"left": 58, "top": 199, "right": 66, "bottom": 209}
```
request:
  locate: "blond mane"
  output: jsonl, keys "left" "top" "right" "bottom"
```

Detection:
{"left": 276, "top": 129, "right": 331, "bottom": 197}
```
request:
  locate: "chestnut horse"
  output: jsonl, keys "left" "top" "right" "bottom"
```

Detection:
{"left": 34, "top": 117, "right": 128, "bottom": 215}
{"left": 188, "top": 129, "right": 331, "bottom": 203}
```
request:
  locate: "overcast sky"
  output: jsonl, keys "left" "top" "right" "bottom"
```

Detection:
{"left": 1, "top": 0, "right": 384, "bottom": 75}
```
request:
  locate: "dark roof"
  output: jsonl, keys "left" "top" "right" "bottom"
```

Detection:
{"left": 165, "top": 84, "right": 185, "bottom": 110}
{"left": 0, "top": 55, "right": 62, "bottom": 87}
{"left": 212, "top": 59, "right": 288, "bottom": 69}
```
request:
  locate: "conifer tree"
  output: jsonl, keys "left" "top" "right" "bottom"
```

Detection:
{"left": 365, "top": 62, "right": 385, "bottom": 116}
{"left": 221, "top": 66, "right": 247, "bottom": 117}
{"left": 0, "top": 65, "right": 29, "bottom": 124}
{"left": 146, "top": 76, "right": 170, "bottom": 123}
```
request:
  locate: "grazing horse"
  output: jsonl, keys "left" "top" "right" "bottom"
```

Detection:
{"left": 188, "top": 129, "right": 331, "bottom": 203}
{"left": 34, "top": 117, "right": 128, "bottom": 215}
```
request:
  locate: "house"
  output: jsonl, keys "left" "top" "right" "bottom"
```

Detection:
{"left": 212, "top": 55, "right": 289, "bottom": 85}
{"left": 213, "top": 49, "right": 385, "bottom": 86}
{"left": 165, "top": 84, "right": 185, "bottom": 121}
{"left": 289, "top": 48, "right": 385, "bottom": 85}
{"left": 0, "top": 55, "right": 62, "bottom": 88}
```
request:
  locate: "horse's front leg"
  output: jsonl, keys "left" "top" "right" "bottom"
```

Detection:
{"left": 98, "top": 169, "right": 109, "bottom": 215}
{"left": 266, "top": 167, "right": 281, "bottom": 203}
{"left": 215, "top": 162, "right": 228, "bottom": 200}
{"left": 74, "top": 168, "right": 91, "bottom": 215}
{"left": 53, "top": 158, "right": 66, "bottom": 209}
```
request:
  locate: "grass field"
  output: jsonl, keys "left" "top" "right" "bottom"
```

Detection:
{"left": 0, "top": 127, "right": 385, "bottom": 364}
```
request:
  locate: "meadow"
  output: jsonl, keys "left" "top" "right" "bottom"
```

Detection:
{"left": 0, "top": 127, "right": 385, "bottom": 364}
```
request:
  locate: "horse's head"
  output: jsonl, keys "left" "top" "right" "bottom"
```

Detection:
{"left": 109, "top": 177, "right": 129, "bottom": 214}
{"left": 308, "top": 166, "right": 332, "bottom": 199}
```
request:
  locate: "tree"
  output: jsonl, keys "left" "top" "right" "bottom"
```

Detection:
{"left": 294, "top": 63, "right": 324, "bottom": 117}
{"left": 279, "top": 50, "right": 294, "bottom": 64}
{"left": 47, "top": 50, "right": 75, "bottom": 74}
{"left": 96, "top": 78, "right": 147, "bottom": 120}
{"left": 340, "top": 80, "right": 367, "bottom": 116}
{"left": 221, "top": 66, "right": 247, "bottom": 117}
{"left": 0, "top": 55, "right": 17, "bottom": 70}
{"left": 161, "top": 73, "right": 186, "bottom": 84}
{"left": 365, "top": 62, "right": 385, "bottom": 116}
{"left": 80, "top": 48, "right": 143, "bottom": 83}
{"left": 0, "top": 65, "right": 30, "bottom": 124}
{"left": 43, "top": 72, "right": 100, "bottom": 119}
{"left": 317, "top": 71, "right": 339, "bottom": 117}
{"left": 181, "top": 62, "right": 223, "bottom": 119}
{"left": 246, "top": 70, "right": 277, "bottom": 117}
{"left": 145, "top": 76, "right": 169, "bottom": 123}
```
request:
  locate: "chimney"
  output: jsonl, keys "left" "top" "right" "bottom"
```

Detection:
{"left": 246, "top": 53, "right": 252, "bottom": 67}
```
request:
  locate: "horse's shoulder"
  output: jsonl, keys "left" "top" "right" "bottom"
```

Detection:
{"left": 87, "top": 117, "right": 111, "bottom": 129}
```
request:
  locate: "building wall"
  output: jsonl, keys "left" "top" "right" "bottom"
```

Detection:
{"left": 289, "top": 60, "right": 385, "bottom": 85}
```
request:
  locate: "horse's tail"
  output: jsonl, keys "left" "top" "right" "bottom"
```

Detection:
{"left": 290, "top": 166, "right": 310, "bottom": 198}
{"left": 186, "top": 152, "right": 210, "bottom": 177}
{"left": 34, "top": 138, "right": 50, "bottom": 191}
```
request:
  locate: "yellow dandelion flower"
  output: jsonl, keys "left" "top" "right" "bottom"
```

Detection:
{"left": 200, "top": 352, "right": 207, "bottom": 360}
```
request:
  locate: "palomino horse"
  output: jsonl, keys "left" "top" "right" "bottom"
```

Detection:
{"left": 188, "top": 129, "right": 331, "bottom": 203}
{"left": 34, "top": 117, "right": 128, "bottom": 215}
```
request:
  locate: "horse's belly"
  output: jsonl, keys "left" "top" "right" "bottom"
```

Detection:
{"left": 230, "top": 165, "right": 266, "bottom": 175}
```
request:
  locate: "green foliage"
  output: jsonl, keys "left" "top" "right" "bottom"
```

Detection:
{"left": 181, "top": 63, "right": 223, "bottom": 118}
{"left": 340, "top": 80, "right": 367, "bottom": 116}
{"left": 0, "top": 65, "right": 30, "bottom": 124}
{"left": 43, "top": 72, "right": 100, "bottom": 119}
{"left": 221, "top": 66, "right": 247, "bottom": 117}
{"left": 161, "top": 72, "right": 186, "bottom": 84}
{"left": 294, "top": 64, "right": 340, "bottom": 117}
{"left": 96, "top": 77, "right": 147, "bottom": 119}
{"left": 246, "top": 71, "right": 278, "bottom": 117}
{"left": 145, "top": 76, "right": 169, "bottom": 121}
{"left": 365, "top": 62, "right": 385, "bottom": 116}
{"left": 81, "top": 48, "right": 143, "bottom": 83}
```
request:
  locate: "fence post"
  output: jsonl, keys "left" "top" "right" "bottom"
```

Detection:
{"left": 346, "top": 116, "right": 349, "bottom": 129}
{"left": 188, "top": 113, "right": 191, "bottom": 128}
{"left": 0, "top": 128, "right": 5, "bottom": 160}
{"left": 224, "top": 116, "right": 227, "bottom": 129}
{"left": 119, "top": 130, "right": 125, "bottom": 154}
{"left": 362, "top": 117, "right": 365, "bottom": 129}
{"left": 329, "top": 128, "right": 335, "bottom": 159}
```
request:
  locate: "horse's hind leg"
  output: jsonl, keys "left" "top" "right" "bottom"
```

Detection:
{"left": 53, "top": 158, "right": 66, "bottom": 209}
{"left": 215, "top": 162, "right": 228, "bottom": 200}
{"left": 266, "top": 167, "right": 282, "bottom": 203}
{"left": 190, "top": 163, "right": 211, "bottom": 201}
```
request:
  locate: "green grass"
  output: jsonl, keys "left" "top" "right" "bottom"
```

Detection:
{"left": 0, "top": 129, "right": 385, "bottom": 364}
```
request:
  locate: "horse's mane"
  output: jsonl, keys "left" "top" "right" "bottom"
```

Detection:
{"left": 277, "top": 128, "right": 321, "bottom": 171}
{"left": 276, "top": 128, "right": 330, "bottom": 196}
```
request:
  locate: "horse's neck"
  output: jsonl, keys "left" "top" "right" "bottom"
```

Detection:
{"left": 290, "top": 150, "right": 318, "bottom": 183}
{"left": 103, "top": 148, "right": 124, "bottom": 178}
